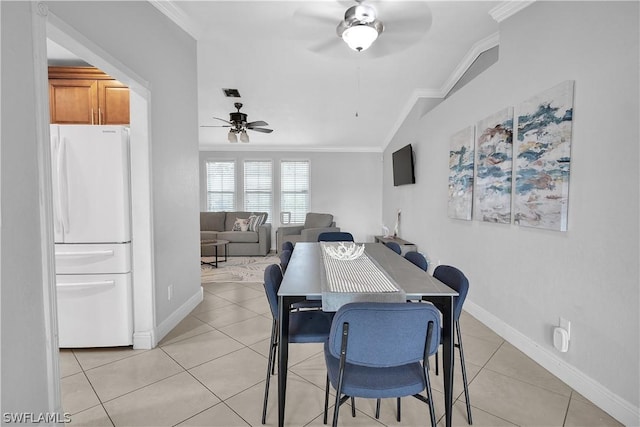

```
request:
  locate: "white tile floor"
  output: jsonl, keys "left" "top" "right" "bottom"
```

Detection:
{"left": 60, "top": 273, "right": 623, "bottom": 426}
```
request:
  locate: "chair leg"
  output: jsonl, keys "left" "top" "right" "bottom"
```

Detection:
{"left": 351, "top": 397, "right": 356, "bottom": 417}
{"left": 261, "top": 319, "right": 278, "bottom": 424}
{"left": 435, "top": 351, "right": 439, "bottom": 376}
{"left": 396, "top": 397, "right": 401, "bottom": 422}
{"left": 323, "top": 375, "right": 330, "bottom": 425}
{"left": 424, "top": 360, "right": 437, "bottom": 427}
{"left": 332, "top": 391, "right": 342, "bottom": 427}
{"left": 456, "top": 320, "right": 473, "bottom": 425}
{"left": 375, "top": 399, "right": 381, "bottom": 419}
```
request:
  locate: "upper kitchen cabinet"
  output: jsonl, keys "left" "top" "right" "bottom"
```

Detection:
{"left": 49, "top": 66, "right": 130, "bottom": 125}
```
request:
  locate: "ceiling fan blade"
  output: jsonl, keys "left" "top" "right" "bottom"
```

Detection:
{"left": 248, "top": 127, "right": 273, "bottom": 134}
{"left": 200, "top": 125, "right": 231, "bottom": 128}
{"left": 212, "top": 116, "right": 233, "bottom": 125}
{"left": 293, "top": 5, "right": 341, "bottom": 27}
{"left": 247, "top": 120, "right": 269, "bottom": 127}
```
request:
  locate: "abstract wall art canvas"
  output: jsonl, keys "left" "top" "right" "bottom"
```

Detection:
{"left": 448, "top": 126, "right": 475, "bottom": 220}
{"left": 473, "top": 107, "right": 514, "bottom": 224}
{"left": 514, "top": 80, "right": 574, "bottom": 231}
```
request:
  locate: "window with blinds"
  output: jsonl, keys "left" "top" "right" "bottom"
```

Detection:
{"left": 280, "top": 160, "right": 309, "bottom": 224}
{"left": 206, "top": 160, "right": 235, "bottom": 211}
{"left": 244, "top": 160, "right": 273, "bottom": 223}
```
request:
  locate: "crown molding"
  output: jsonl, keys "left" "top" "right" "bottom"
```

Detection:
{"left": 382, "top": 30, "right": 500, "bottom": 150}
{"left": 199, "top": 143, "right": 383, "bottom": 153}
{"left": 440, "top": 31, "right": 500, "bottom": 96}
{"left": 148, "top": 0, "right": 203, "bottom": 39}
{"left": 490, "top": 1, "right": 536, "bottom": 23}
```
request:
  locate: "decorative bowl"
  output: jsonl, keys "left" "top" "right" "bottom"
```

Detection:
{"left": 323, "top": 242, "right": 365, "bottom": 261}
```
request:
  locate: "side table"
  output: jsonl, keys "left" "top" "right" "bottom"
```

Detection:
{"left": 373, "top": 235, "right": 417, "bottom": 255}
{"left": 200, "top": 239, "right": 229, "bottom": 268}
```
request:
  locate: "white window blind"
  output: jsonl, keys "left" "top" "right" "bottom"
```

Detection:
{"left": 206, "top": 160, "right": 235, "bottom": 211}
{"left": 244, "top": 160, "right": 272, "bottom": 223}
{"left": 281, "top": 160, "right": 309, "bottom": 224}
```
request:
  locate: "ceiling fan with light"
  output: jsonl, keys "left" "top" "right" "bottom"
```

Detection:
{"left": 295, "top": 0, "right": 432, "bottom": 57}
{"left": 337, "top": 0, "right": 384, "bottom": 52}
{"left": 201, "top": 102, "right": 273, "bottom": 143}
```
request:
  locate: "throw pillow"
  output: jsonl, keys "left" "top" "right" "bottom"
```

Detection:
{"left": 247, "top": 213, "right": 267, "bottom": 231}
{"left": 232, "top": 218, "right": 249, "bottom": 232}
{"left": 247, "top": 215, "right": 259, "bottom": 232}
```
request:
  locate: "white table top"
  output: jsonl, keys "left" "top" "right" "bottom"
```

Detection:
{"left": 279, "top": 242, "right": 458, "bottom": 304}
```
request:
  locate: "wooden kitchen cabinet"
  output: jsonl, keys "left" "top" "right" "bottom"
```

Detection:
{"left": 49, "top": 66, "right": 130, "bottom": 125}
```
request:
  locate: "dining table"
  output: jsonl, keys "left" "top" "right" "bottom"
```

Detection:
{"left": 277, "top": 242, "right": 458, "bottom": 427}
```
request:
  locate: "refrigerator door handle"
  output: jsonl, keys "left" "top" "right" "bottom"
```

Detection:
{"left": 57, "top": 249, "right": 115, "bottom": 257}
{"left": 52, "top": 135, "right": 64, "bottom": 234}
{"left": 59, "top": 137, "right": 71, "bottom": 233}
{"left": 57, "top": 280, "right": 116, "bottom": 289}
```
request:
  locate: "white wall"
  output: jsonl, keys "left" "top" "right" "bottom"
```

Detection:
{"left": 44, "top": 1, "right": 202, "bottom": 331}
{"left": 383, "top": 2, "right": 639, "bottom": 424}
{"left": 1, "top": 1, "right": 55, "bottom": 415}
{"left": 1, "top": 0, "right": 201, "bottom": 411}
{"left": 200, "top": 150, "right": 383, "bottom": 245}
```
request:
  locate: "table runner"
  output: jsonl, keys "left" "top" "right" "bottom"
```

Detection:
{"left": 320, "top": 242, "right": 406, "bottom": 311}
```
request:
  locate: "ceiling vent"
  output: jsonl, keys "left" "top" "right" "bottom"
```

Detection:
{"left": 223, "top": 88, "right": 241, "bottom": 98}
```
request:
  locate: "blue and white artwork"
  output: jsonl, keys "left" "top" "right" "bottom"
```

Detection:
{"left": 473, "top": 107, "right": 514, "bottom": 223}
{"left": 514, "top": 81, "right": 574, "bottom": 231}
{"left": 448, "top": 126, "right": 474, "bottom": 220}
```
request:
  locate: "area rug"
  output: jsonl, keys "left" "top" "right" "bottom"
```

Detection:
{"left": 201, "top": 255, "right": 280, "bottom": 283}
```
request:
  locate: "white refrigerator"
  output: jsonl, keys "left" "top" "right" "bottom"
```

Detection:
{"left": 50, "top": 124, "right": 133, "bottom": 348}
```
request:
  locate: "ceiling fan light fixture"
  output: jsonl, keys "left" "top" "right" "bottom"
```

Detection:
{"left": 228, "top": 130, "right": 238, "bottom": 143}
{"left": 239, "top": 130, "right": 250, "bottom": 143}
{"left": 342, "top": 23, "right": 379, "bottom": 52}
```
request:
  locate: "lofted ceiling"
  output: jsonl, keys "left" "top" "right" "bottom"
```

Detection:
{"left": 50, "top": 1, "right": 533, "bottom": 152}
{"left": 163, "top": 0, "right": 517, "bottom": 152}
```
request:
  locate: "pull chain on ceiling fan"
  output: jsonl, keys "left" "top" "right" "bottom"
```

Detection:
{"left": 201, "top": 102, "right": 273, "bottom": 143}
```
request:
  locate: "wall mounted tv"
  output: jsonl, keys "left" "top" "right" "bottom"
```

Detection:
{"left": 392, "top": 144, "right": 416, "bottom": 186}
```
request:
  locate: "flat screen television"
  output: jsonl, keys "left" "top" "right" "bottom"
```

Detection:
{"left": 392, "top": 144, "right": 416, "bottom": 186}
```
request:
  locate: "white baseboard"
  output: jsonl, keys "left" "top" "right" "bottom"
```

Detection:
{"left": 154, "top": 287, "right": 204, "bottom": 346}
{"left": 132, "top": 330, "right": 155, "bottom": 350}
{"left": 465, "top": 300, "right": 639, "bottom": 427}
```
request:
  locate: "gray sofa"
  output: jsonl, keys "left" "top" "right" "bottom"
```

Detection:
{"left": 200, "top": 211, "right": 271, "bottom": 257}
{"left": 276, "top": 212, "right": 340, "bottom": 253}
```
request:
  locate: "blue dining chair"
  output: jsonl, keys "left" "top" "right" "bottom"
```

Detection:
{"left": 385, "top": 241, "right": 402, "bottom": 255}
{"left": 261, "top": 264, "right": 333, "bottom": 424}
{"left": 404, "top": 251, "right": 428, "bottom": 271}
{"left": 323, "top": 302, "right": 441, "bottom": 427}
{"left": 281, "top": 241, "right": 294, "bottom": 253}
{"left": 279, "top": 249, "right": 292, "bottom": 273}
{"left": 318, "top": 231, "right": 355, "bottom": 242}
{"left": 433, "top": 265, "right": 473, "bottom": 425}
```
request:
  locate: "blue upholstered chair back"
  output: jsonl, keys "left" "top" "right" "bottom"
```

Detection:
{"left": 279, "top": 249, "right": 292, "bottom": 273}
{"left": 282, "top": 241, "right": 294, "bottom": 253}
{"left": 318, "top": 232, "right": 355, "bottom": 242}
{"left": 264, "top": 264, "right": 283, "bottom": 319}
{"left": 327, "top": 302, "right": 440, "bottom": 367}
{"left": 404, "top": 251, "right": 428, "bottom": 271}
{"left": 385, "top": 241, "right": 401, "bottom": 255}
{"left": 433, "top": 265, "right": 469, "bottom": 321}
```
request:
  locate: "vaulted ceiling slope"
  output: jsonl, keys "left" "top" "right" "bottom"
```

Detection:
{"left": 152, "top": 1, "right": 532, "bottom": 151}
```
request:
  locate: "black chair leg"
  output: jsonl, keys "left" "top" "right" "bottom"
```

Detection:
{"left": 424, "top": 360, "right": 437, "bottom": 427}
{"left": 261, "top": 319, "right": 278, "bottom": 424}
{"left": 396, "top": 397, "right": 401, "bottom": 422}
{"left": 351, "top": 397, "right": 356, "bottom": 417}
{"left": 456, "top": 320, "right": 473, "bottom": 425}
{"left": 375, "top": 399, "right": 381, "bottom": 419}
{"left": 323, "top": 375, "right": 330, "bottom": 424}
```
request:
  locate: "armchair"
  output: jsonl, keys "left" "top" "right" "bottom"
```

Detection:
{"left": 276, "top": 212, "right": 340, "bottom": 253}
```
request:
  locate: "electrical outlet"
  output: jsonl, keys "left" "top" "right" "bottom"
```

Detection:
{"left": 168, "top": 284, "right": 173, "bottom": 301}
